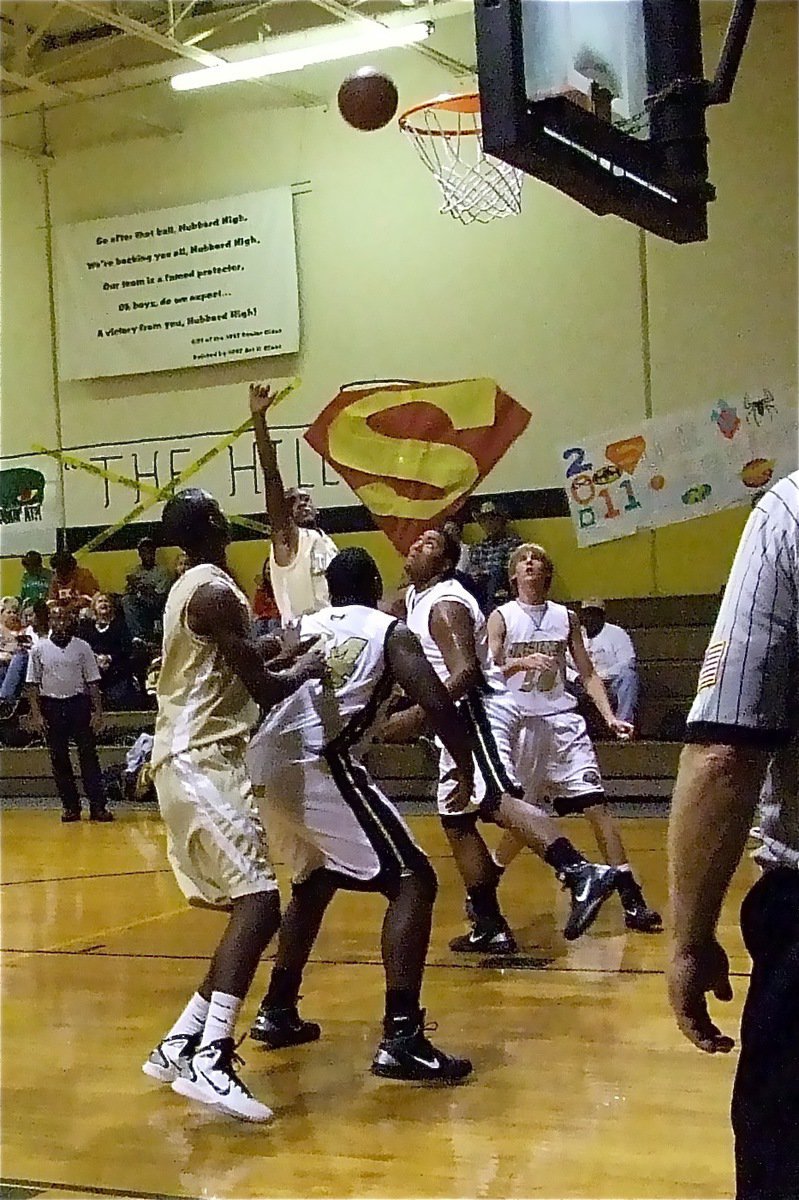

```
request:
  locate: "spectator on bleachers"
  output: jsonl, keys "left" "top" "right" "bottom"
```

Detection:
{"left": 443, "top": 514, "right": 472, "bottom": 574}
{"left": 26, "top": 604, "right": 112, "bottom": 823}
{"left": 174, "top": 550, "right": 189, "bottom": 578}
{"left": 122, "top": 537, "right": 172, "bottom": 641}
{"left": 48, "top": 552, "right": 100, "bottom": 616}
{"left": 576, "top": 599, "right": 639, "bottom": 724}
{"left": 18, "top": 550, "right": 52, "bottom": 607}
{"left": 0, "top": 600, "right": 50, "bottom": 718}
{"left": 80, "top": 593, "right": 140, "bottom": 711}
{"left": 252, "top": 559, "right": 281, "bottom": 637}
{"left": 0, "top": 598, "right": 24, "bottom": 700}
{"left": 467, "top": 500, "right": 522, "bottom": 612}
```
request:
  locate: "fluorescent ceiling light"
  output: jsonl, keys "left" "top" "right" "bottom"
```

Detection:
{"left": 171, "top": 21, "right": 433, "bottom": 91}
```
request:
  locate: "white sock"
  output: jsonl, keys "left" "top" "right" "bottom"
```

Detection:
{"left": 166, "top": 992, "right": 209, "bottom": 1041}
{"left": 201, "top": 991, "right": 242, "bottom": 1048}
{"left": 616, "top": 863, "right": 632, "bottom": 875}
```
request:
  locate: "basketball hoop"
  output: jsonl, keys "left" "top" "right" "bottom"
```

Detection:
{"left": 399, "top": 93, "right": 524, "bottom": 225}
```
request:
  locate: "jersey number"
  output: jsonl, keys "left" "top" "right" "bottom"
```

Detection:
{"left": 325, "top": 637, "right": 368, "bottom": 690}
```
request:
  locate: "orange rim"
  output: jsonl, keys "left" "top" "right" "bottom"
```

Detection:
{"left": 398, "top": 92, "right": 482, "bottom": 137}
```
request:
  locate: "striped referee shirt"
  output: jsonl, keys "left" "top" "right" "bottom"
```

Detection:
{"left": 686, "top": 471, "right": 799, "bottom": 869}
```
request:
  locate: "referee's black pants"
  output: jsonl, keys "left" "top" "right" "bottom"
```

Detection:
{"left": 732, "top": 867, "right": 799, "bottom": 1200}
{"left": 41, "top": 694, "right": 106, "bottom": 817}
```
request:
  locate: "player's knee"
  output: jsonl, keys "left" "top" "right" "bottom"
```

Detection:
{"left": 233, "top": 887, "right": 281, "bottom": 940}
{"left": 399, "top": 859, "right": 438, "bottom": 907}
{"left": 291, "top": 868, "right": 338, "bottom": 906}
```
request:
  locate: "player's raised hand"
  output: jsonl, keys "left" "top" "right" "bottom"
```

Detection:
{"left": 249, "top": 382, "right": 275, "bottom": 417}
{"left": 667, "top": 938, "right": 735, "bottom": 1054}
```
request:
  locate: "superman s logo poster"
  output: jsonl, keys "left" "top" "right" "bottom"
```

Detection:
{"left": 305, "top": 378, "right": 531, "bottom": 553}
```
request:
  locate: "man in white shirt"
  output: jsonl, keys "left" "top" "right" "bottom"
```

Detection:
{"left": 249, "top": 382, "right": 338, "bottom": 623}
{"left": 578, "top": 599, "right": 639, "bottom": 724}
{"left": 26, "top": 604, "right": 111, "bottom": 823}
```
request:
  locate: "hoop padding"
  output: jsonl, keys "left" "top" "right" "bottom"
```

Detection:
{"left": 399, "top": 94, "right": 523, "bottom": 225}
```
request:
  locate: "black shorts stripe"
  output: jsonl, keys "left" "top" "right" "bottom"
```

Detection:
{"left": 461, "top": 691, "right": 523, "bottom": 802}
{"left": 324, "top": 749, "right": 425, "bottom": 892}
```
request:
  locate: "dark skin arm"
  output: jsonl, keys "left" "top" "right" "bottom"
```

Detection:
{"left": 249, "top": 383, "right": 297, "bottom": 567}
{"left": 384, "top": 623, "right": 474, "bottom": 809}
{"left": 88, "top": 681, "right": 103, "bottom": 733}
{"left": 381, "top": 600, "right": 482, "bottom": 741}
{"left": 187, "top": 582, "right": 324, "bottom": 709}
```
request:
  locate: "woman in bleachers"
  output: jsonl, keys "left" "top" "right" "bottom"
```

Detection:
{"left": 80, "top": 593, "right": 140, "bottom": 711}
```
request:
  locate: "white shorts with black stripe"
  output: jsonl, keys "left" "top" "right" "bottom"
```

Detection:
{"left": 437, "top": 689, "right": 524, "bottom": 818}
{"left": 253, "top": 747, "right": 427, "bottom": 893}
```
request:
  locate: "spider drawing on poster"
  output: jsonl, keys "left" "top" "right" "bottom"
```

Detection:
{"left": 744, "top": 389, "right": 778, "bottom": 427}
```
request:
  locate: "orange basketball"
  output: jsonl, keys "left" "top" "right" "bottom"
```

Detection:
{"left": 337, "top": 67, "right": 398, "bottom": 131}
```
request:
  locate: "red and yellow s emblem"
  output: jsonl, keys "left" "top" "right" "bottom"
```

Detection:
{"left": 305, "top": 378, "right": 531, "bottom": 553}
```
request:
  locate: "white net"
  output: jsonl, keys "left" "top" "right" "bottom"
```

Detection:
{"left": 399, "top": 95, "right": 524, "bottom": 225}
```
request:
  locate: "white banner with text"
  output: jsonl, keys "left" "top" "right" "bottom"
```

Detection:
{"left": 55, "top": 188, "right": 299, "bottom": 379}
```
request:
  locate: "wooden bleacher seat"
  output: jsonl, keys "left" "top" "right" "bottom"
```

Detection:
{"left": 0, "top": 594, "right": 716, "bottom": 802}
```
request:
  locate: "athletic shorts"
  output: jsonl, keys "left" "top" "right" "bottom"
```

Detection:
{"left": 252, "top": 744, "right": 428, "bottom": 895}
{"left": 154, "top": 737, "right": 276, "bottom": 909}
{"left": 437, "top": 689, "right": 524, "bottom": 819}
{"left": 516, "top": 711, "right": 604, "bottom": 810}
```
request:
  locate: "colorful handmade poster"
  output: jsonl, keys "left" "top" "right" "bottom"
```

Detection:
{"left": 561, "top": 390, "right": 797, "bottom": 546}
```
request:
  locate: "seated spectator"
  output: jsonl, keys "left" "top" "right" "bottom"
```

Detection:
{"left": 573, "top": 599, "right": 639, "bottom": 724}
{"left": 122, "top": 537, "right": 172, "bottom": 642}
{"left": 19, "top": 550, "right": 52, "bottom": 607}
{"left": 443, "top": 515, "right": 471, "bottom": 574}
{"left": 48, "top": 551, "right": 100, "bottom": 616}
{"left": 26, "top": 604, "right": 112, "bottom": 822}
{"left": 252, "top": 559, "right": 281, "bottom": 637}
{"left": 0, "top": 597, "right": 24, "bottom": 692}
{"left": 466, "top": 500, "right": 522, "bottom": 612}
{"left": 80, "top": 593, "right": 140, "bottom": 711}
{"left": 174, "top": 550, "right": 189, "bottom": 578}
{"left": 0, "top": 600, "right": 50, "bottom": 718}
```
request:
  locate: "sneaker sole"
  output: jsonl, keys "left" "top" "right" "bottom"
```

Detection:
{"left": 624, "top": 916, "right": 664, "bottom": 933}
{"left": 249, "top": 1027, "right": 321, "bottom": 1050}
{"left": 142, "top": 1060, "right": 176, "bottom": 1083}
{"left": 371, "top": 1063, "right": 472, "bottom": 1084}
{"left": 171, "top": 1076, "right": 273, "bottom": 1123}
{"left": 449, "top": 937, "right": 517, "bottom": 954}
{"left": 564, "top": 875, "right": 619, "bottom": 941}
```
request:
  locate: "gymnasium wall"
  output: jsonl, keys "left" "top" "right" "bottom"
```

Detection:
{"left": 1, "top": 2, "right": 795, "bottom": 602}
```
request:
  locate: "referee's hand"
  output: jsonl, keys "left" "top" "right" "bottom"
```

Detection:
{"left": 667, "top": 938, "right": 735, "bottom": 1054}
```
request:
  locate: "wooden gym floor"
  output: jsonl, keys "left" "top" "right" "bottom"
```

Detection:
{"left": 1, "top": 807, "right": 755, "bottom": 1200}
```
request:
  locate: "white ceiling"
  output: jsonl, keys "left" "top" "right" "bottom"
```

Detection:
{"left": 0, "top": 0, "right": 476, "bottom": 155}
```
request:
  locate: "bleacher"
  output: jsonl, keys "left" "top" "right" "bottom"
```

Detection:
{"left": 0, "top": 594, "right": 717, "bottom": 802}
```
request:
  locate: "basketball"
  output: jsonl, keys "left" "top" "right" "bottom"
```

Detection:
{"left": 337, "top": 67, "right": 398, "bottom": 131}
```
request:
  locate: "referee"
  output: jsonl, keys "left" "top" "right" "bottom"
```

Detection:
{"left": 667, "top": 470, "right": 799, "bottom": 1200}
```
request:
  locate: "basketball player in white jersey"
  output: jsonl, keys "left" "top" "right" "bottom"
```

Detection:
{"left": 142, "top": 488, "right": 325, "bottom": 1121}
{"left": 246, "top": 548, "right": 474, "bottom": 1082}
{"left": 249, "top": 382, "right": 338, "bottom": 622}
{"left": 487, "top": 543, "right": 662, "bottom": 933}
{"left": 385, "top": 528, "right": 619, "bottom": 951}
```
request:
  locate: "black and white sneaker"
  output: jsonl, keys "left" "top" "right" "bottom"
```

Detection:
{"left": 250, "top": 1002, "right": 321, "bottom": 1049}
{"left": 172, "top": 1037, "right": 273, "bottom": 1122}
{"left": 142, "top": 1032, "right": 200, "bottom": 1084}
{"left": 560, "top": 862, "right": 619, "bottom": 940}
{"left": 449, "top": 919, "right": 517, "bottom": 954}
{"left": 617, "top": 874, "right": 663, "bottom": 933}
{"left": 371, "top": 1012, "right": 472, "bottom": 1083}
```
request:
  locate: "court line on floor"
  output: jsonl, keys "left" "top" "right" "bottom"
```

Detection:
{"left": 2, "top": 905, "right": 192, "bottom": 959}
{"left": 0, "top": 869, "right": 172, "bottom": 888}
{"left": 0, "top": 1177, "right": 197, "bottom": 1200}
{"left": 0, "top": 947, "right": 753, "bottom": 979}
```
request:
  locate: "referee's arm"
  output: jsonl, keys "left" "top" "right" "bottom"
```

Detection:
{"left": 667, "top": 477, "right": 799, "bottom": 1052}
